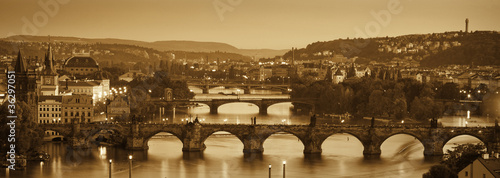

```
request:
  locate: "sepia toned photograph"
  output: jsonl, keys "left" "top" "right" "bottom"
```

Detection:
{"left": 1, "top": 0, "right": 500, "bottom": 177}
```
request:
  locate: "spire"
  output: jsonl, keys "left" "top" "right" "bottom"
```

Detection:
{"left": 43, "top": 44, "right": 56, "bottom": 75}
{"left": 14, "top": 50, "right": 27, "bottom": 73}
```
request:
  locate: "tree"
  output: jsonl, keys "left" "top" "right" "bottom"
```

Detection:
{"left": 443, "top": 143, "right": 486, "bottom": 173}
{"left": 0, "top": 101, "right": 44, "bottom": 155}
{"left": 422, "top": 165, "right": 457, "bottom": 178}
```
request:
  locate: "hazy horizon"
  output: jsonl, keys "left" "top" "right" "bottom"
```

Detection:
{"left": 1, "top": 0, "right": 499, "bottom": 49}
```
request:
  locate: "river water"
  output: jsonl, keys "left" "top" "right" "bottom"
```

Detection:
{"left": 1, "top": 87, "right": 485, "bottom": 178}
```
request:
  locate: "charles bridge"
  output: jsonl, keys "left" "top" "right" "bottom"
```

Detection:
{"left": 41, "top": 123, "right": 500, "bottom": 156}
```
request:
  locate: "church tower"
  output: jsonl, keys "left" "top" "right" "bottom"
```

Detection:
{"left": 40, "top": 45, "right": 59, "bottom": 95}
{"left": 14, "top": 49, "right": 39, "bottom": 117}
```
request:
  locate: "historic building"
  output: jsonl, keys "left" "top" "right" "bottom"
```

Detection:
{"left": 63, "top": 54, "right": 100, "bottom": 77}
{"left": 61, "top": 94, "right": 94, "bottom": 123}
{"left": 37, "top": 96, "right": 62, "bottom": 124}
{"left": 107, "top": 95, "right": 130, "bottom": 120}
{"left": 118, "top": 70, "right": 147, "bottom": 82}
{"left": 14, "top": 50, "right": 39, "bottom": 121}
{"left": 39, "top": 45, "right": 59, "bottom": 96}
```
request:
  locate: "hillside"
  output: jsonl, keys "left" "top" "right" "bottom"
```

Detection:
{"left": 2, "top": 35, "right": 287, "bottom": 59}
{"left": 282, "top": 31, "right": 500, "bottom": 67}
{"left": 0, "top": 40, "right": 252, "bottom": 66}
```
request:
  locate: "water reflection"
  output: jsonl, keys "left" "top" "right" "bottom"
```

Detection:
{"left": 1, "top": 133, "right": 485, "bottom": 178}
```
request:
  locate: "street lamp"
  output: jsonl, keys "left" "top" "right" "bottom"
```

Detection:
{"left": 109, "top": 159, "right": 112, "bottom": 178}
{"left": 283, "top": 161, "right": 286, "bottom": 178}
{"left": 128, "top": 155, "right": 133, "bottom": 178}
{"left": 269, "top": 164, "right": 272, "bottom": 178}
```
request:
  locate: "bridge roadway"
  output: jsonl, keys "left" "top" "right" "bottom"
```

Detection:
{"left": 41, "top": 123, "right": 500, "bottom": 156}
{"left": 154, "top": 98, "right": 314, "bottom": 114}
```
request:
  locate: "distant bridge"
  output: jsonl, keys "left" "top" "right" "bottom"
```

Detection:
{"left": 41, "top": 123, "right": 500, "bottom": 157}
{"left": 188, "top": 83, "right": 290, "bottom": 94}
{"left": 154, "top": 98, "right": 315, "bottom": 114}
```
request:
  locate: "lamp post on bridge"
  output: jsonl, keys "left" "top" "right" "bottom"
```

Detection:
{"left": 269, "top": 164, "right": 271, "bottom": 178}
{"left": 128, "top": 155, "right": 133, "bottom": 178}
{"left": 109, "top": 159, "right": 112, "bottom": 178}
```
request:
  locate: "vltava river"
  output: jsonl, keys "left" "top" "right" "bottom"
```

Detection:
{"left": 1, "top": 87, "right": 484, "bottom": 177}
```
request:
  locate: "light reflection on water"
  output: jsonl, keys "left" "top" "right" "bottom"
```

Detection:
{"left": 2, "top": 134, "right": 482, "bottom": 178}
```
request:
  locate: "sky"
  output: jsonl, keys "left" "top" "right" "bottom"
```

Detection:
{"left": 0, "top": 0, "right": 499, "bottom": 49}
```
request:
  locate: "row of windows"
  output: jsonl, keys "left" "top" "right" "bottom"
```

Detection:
{"left": 45, "top": 131, "right": 61, "bottom": 136}
{"left": 64, "top": 107, "right": 92, "bottom": 110}
{"left": 40, "top": 108, "right": 61, "bottom": 111}
{"left": 70, "top": 68, "right": 94, "bottom": 71}
{"left": 71, "top": 89, "right": 92, "bottom": 93}
{"left": 64, "top": 112, "right": 91, "bottom": 117}
{"left": 40, "top": 105, "right": 60, "bottom": 108}
{"left": 39, "top": 114, "right": 61, "bottom": 117}
{"left": 40, "top": 119, "right": 69, "bottom": 123}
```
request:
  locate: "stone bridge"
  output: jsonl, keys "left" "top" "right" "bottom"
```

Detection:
{"left": 189, "top": 83, "right": 290, "bottom": 94}
{"left": 41, "top": 123, "right": 500, "bottom": 156}
{"left": 157, "top": 98, "right": 315, "bottom": 114}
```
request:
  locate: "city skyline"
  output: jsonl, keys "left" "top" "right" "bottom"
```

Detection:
{"left": 0, "top": 0, "right": 499, "bottom": 49}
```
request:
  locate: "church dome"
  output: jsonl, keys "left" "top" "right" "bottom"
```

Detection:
{"left": 64, "top": 56, "right": 99, "bottom": 68}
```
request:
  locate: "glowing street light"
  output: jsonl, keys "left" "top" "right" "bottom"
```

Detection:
{"left": 283, "top": 161, "right": 286, "bottom": 178}
{"left": 109, "top": 159, "right": 112, "bottom": 178}
{"left": 269, "top": 164, "right": 272, "bottom": 178}
{"left": 128, "top": 155, "right": 133, "bottom": 178}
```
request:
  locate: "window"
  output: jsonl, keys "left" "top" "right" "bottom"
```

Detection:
{"left": 40, "top": 114, "right": 42, "bottom": 117}
{"left": 76, "top": 112, "right": 79, "bottom": 116}
{"left": 465, "top": 171, "right": 468, "bottom": 176}
{"left": 39, "top": 120, "right": 42, "bottom": 123}
{"left": 88, "top": 112, "right": 91, "bottom": 116}
{"left": 71, "top": 112, "right": 74, "bottom": 116}
{"left": 40, "top": 108, "right": 42, "bottom": 111}
{"left": 65, "top": 119, "right": 68, "bottom": 123}
{"left": 483, "top": 174, "right": 486, "bottom": 178}
{"left": 52, "top": 108, "right": 54, "bottom": 111}
{"left": 65, "top": 112, "right": 68, "bottom": 116}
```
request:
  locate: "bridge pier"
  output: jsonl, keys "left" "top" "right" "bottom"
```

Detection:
{"left": 243, "top": 87, "right": 251, "bottom": 94}
{"left": 243, "top": 138, "right": 264, "bottom": 153}
{"left": 126, "top": 124, "right": 148, "bottom": 150}
{"left": 303, "top": 141, "right": 322, "bottom": 154}
{"left": 202, "top": 85, "right": 209, "bottom": 94}
{"left": 126, "top": 137, "right": 148, "bottom": 150}
{"left": 209, "top": 105, "right": 218, "bottom": 114}
{"left": 182, "top": 123, "right": 206, "bottom": 152}
{"left": 422, "top": 129, "right": 445, "bottom": 156}
{"left": 362, "top": 142, "right": 382, "bottom": 156}
{"left": 67, "top": 137, "right": 91, "bottom": 148}
{"left": 423, "top": 142, "right": 444, "bottom": 156}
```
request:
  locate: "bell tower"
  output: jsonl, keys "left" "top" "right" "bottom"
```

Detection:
{"left": 40, "top": 44, "right": 59, "bottom": 95}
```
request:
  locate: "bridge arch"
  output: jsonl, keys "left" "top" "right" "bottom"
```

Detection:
{"left": 442, "top": 133, "right": 487, "bottom": 153}
{"left": 380, "top": 132, "right": 426, "bottom": 149}
{"left": 321, "top": 132, "right": 364, "bottom": 155}
{"left": 203, "top": 131, "right": 245, "bottom": 153}
{"left": 43, "top": 130, "right": 65, "bottom": 141}
{"left": 262, "top": 130, "right": 308, "bottom": 153}
{"left": 380, "top": 133, "right": 425, "bottom": 157}
{"left": 218, "top": 102, "right": 260, "bottom": 114}
{"left": 143, "top": 130, "right": 184, "bottom": 147}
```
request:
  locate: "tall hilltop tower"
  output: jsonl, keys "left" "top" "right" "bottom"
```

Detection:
{"left": 465, "top": 18, "right": 469, "bottom": 33}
